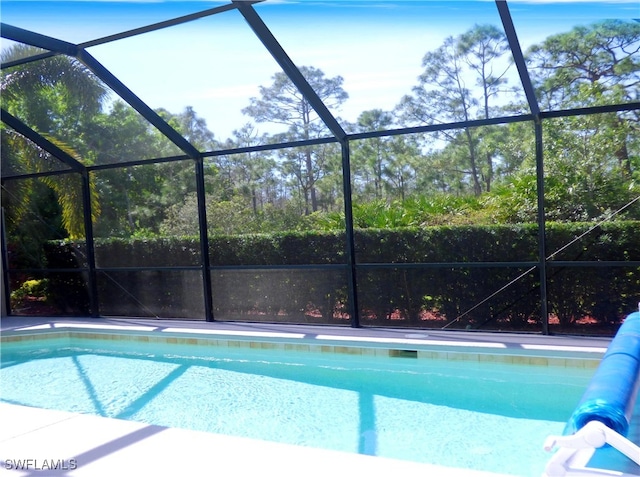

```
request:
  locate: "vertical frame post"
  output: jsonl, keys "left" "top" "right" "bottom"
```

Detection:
{"left": 534, "top": 118, "right": 549, "bottom": 334}
{"left": 81, "top": 171, "right": 99, "bottom": 317}
{"left": 195, "top": 157, "right": 214, "bottom": 321}
{"left": 341, "top": 141, "right": 360, "bottom": 327}
{"left": 1, "top": 207, "right": 11, "bottom": 316}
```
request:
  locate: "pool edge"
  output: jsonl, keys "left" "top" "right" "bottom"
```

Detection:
{"left": 1, "top": 322, "right": 606, "bottom": 368}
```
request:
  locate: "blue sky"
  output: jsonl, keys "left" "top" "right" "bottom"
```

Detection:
{"left": 2, "top": 1, "right": 639, "bottom": 141}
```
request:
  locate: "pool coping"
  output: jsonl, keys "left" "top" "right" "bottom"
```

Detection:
{"left": 1, "top": 317, "right": 609, "bottom": 368}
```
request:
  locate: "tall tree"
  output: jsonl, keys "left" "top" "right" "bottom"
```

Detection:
{"left": 89, "top": 102, "right": 172, "bottom": 236}
{"left": 1, "top": 46, "right": 107, "bottom": 142}
{"left": 88, "top": 104, "right": 217, "bottom": 237}
{"left": 159, "top": 106, "right": 216, "bottom": 151}
{"left": 1, "top": 45, "right": 107, "bottom": 243}
{"left": 215, "top": 123, "right": 277, "bottom": 215}
{"left": 276, "top": 143, "right": 327, "bottom": 216}
{"left": 458, "top": 25, "right": 513, "bottom": 191}
{"left": 384, "top": 135, "right": 421, "bottom": 202}
{"left": 526, "top": 20, "right": 640, "bottom": 178}
{"left": 526, "top": 20, "right": 640, "bottom": 109}
{"left": 243, "top": 66, "right": 348, "bottom": 213}
{"left": 352, "top": 109, "right": 395, "bottom": 201}
{"left": 397, "top": 24, "right": 514, "bottom": 195}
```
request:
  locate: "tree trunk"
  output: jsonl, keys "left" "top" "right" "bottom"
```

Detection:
{"left": 305, "top": 148, "right": 317, "bottom": 213}
{"left": 465, "top": 128, "right": 483, "bottom": 196}
{"left": 251, "top": 185, "right": 258, "bottom": 215}
{"left": 486, "top": 151, "right": 493, "bottom": 192}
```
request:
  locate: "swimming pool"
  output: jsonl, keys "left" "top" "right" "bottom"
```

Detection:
{"left": 0, "top": 325, "right": 604, "bottom": 477}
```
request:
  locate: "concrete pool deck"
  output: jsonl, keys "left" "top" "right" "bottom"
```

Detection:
{"left": 0, "top": 402, "right": 518, "bottom": 477}
{"left": 0, "top": 316, "right": 633, "bottom": 477}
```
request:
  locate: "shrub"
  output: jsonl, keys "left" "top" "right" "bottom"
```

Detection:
{"left": 10, "top": 278, "right": 50, "bottom": 309}
{"left": 41, "top": 222, "right": 639, "bottom": 332}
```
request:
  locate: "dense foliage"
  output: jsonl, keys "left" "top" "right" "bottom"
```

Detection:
{"left": 3, "top": 21, "right": 638, "bottom": 242}
{"left": 40, "top": 222, "right": 639, "bottom": 331}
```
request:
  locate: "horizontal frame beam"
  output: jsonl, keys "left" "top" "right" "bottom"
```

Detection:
{"left": 10, "top": 260, "right": 639, "bottom": 275}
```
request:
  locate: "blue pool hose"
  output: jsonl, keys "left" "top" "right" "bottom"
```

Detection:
{"left": 565, "top": 311, "right": 640, "bottom": 436}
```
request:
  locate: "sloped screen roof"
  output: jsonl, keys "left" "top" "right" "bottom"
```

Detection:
{"left": 2, "top": 0, "right": 638, "bottom": 168}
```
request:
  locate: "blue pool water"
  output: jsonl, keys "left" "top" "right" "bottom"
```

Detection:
{"left": 0, "top": 337, "right": 596, "bottom": 476}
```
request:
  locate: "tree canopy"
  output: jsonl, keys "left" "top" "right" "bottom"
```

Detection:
{"left": 2, "top": 20, "right": 638, "bottom": 250}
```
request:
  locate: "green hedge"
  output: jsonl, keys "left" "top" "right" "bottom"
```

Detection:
{"left": 41, "top": 222, "right": 640, "bottom": 332}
